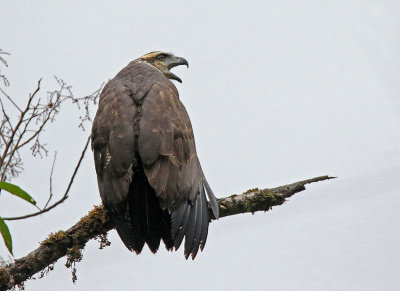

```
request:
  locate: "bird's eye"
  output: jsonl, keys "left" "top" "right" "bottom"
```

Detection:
{"left": 157, "top": 54, "right": 166, "bottom": 61}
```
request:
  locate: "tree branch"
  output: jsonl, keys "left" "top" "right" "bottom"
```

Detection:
{"left": 0, "top": 175, "right": 335, "bottom": 290}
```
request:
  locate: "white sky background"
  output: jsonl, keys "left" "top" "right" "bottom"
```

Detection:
{"left": 1, "top": 0, "right": 399, "bottom": 290}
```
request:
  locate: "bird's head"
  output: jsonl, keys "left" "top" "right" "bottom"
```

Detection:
{"left": 137, "top": 51, "right": 189, "bottom": 83}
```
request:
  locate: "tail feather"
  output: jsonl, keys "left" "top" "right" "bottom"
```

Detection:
{"left": 112, "top": 156, "right": 173, "bottom": 254}
{"left": 110, "top": 161, "right": 216, "bottom": 258}
{"left": 184, "top": 194, "right": 199, "bottom": 259}
{"left": 203, "top": 179, "right": 219, "bottom": 219}
{"left": 199, "top": 185, "right": 209, "bottom": 252}
{"left": 111, "top": 208, "right": 145, "bottom": 254}
{"left": 188, "top": 187, "right": 205, "bottom": 259}
{"left": 160, "top": 209, "right": 174, "bottom": 250}
{"left": 171, "top": 202, "right": 190, "bottom": 250}
{"left": 171, "top": 181, "right": 211, "bottom": 259}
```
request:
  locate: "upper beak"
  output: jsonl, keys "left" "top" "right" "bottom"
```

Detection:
{"left": 178, "top": 57, "right": 189, "bottom": 68}
{"left": 167, "top": 56, "right": 189, "bottom": 83}
{"left": 168, "top": 56, "right": 189, "bottom": 69}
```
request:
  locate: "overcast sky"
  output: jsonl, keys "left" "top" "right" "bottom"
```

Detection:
{"left": 1, "top": 0, "right": 400, "bottom": 290}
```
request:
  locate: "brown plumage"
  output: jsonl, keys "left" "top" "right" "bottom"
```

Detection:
{"left": 91, "top": 51, "right": 219, "bottom": 259}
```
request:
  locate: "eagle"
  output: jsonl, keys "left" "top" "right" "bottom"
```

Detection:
{"left": 91, "top": 51, "right": 219, "bottom": 259}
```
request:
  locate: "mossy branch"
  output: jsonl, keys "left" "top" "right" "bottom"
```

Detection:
{"left": 216, "top": 175, "right": 335, "bottom": 218}
{"left": 0, "top": 175, "right": 334, "bottom": 290}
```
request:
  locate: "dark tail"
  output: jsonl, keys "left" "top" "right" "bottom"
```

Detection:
{"left": 112, "top": 158, "right": 174, "bottom": 254}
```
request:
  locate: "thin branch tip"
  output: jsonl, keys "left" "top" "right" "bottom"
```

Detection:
{"left": 303, "top": 175, "right": 337, "bottom": 185}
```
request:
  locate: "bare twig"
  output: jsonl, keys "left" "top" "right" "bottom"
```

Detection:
{"left": 0, "top": 49, "right": 10, "bottom": 87}
{"left": 45, "top": 152, "right": 58, "bottom": 209}
{"left": 0, "top": 72, "right": 102, "bottom": 182}
{"left": 0, "top": 97, "right": 15, "bottom": 136}
{"left": 0, "top": 79, "right": 42, "bottom": 179}
{"left": 0, "top": 88, "right": 22, "bottom": 112}
{"left": 0, "top": 82, "right": 46, "bottom": 177}
{"left": 2, "top": 136, "right": 91, "bottom": 221}
{"left": 0, "top": 175, "right": 335, "bottom": 290}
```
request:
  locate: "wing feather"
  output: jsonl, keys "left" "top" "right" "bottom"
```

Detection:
{"left": 189, "top": 188, "right": 203, "bottom": 259}
{"left": 92, "top": 78, "right": 137, "bottom": 208}
{"left": 171, "top": 202, "right": 190, "bottom": 249}
{"left": 137, "top": 76, "right": 219, "bottom": 257}
{"left": 184, "top": 194, "right": 199, "bottom": 259}
{"left": 199, "top": 185, "right": 209, "bottom": 251}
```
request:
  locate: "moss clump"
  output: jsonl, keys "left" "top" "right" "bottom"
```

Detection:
{"left": 77, "top": 205, "right": 110, "bottom": 233}
{"left": 244, "top": 191, "right": 285, "bottom": 213}
{"left": 243, "top": 187, "right": 260, "bottom": 194}
{"left": 66, "top": 247, "right": 82, "bottom": 266}
{"left": 66, "top": 247, "right": 83, "bottom": 284}
{"left": 94, "top": 233, "right": 111, "bottom": 250}
{"left": 40, "top": 231, "right": 68, "bottom": 246}
{"left": 0, "top": 268, "right": 10, "bottom": 287}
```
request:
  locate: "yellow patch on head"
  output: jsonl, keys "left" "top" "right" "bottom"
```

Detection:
{"left": 138, "top": 51, "right": 170, "bottom": 72}
{"left": 140, "top": 51, "right": 164, "bottom": 59}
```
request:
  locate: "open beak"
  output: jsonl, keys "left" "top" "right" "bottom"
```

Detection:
{"left": 167, "top": 56, "right": 189, "bottom": 83}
